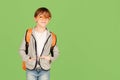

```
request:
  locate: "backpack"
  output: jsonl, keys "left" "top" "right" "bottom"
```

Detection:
{"left": 22, "top": 28, "right": 57, "bottom": 70}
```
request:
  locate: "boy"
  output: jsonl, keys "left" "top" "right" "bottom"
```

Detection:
{"left": 19, "top": 7, "right": 59, "bottom": 80}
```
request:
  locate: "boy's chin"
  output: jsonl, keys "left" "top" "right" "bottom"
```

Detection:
{"left": 38, "top": 23, "right": 46, "bottom": 27}
{"left": 39, "top": 25, "right": 47, "bottom": 28}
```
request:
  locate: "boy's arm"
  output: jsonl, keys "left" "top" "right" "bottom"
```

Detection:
{"left": 50, "top": 45, "right": 59, "bottom": 62}
{"left": 40, "top": 45, "right": 59, "bottom": 62}
{"left": 19, "top": 34, "right": 30, "bottom": 61}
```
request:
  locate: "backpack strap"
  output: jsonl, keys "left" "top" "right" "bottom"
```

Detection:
{"left": 25, "top": 28, "right": 33, "bottom": 43}
{"left": 50, "top": 32, "right": 57, "bottom": 57}
{"left": 25, "top": 28, "right": 33, "bottom": 54}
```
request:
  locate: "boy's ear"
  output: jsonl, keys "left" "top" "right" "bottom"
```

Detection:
{"left": 48, "top": 17, "right": 51, "bottom": 20}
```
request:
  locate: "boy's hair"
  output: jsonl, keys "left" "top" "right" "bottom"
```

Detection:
{"left": 34, "top": 7, "right": 51, "bottom": 18}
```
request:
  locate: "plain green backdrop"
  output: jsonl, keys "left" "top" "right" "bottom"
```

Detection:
{"left": 0, "top": 0, "right": 120, "bottom": 80}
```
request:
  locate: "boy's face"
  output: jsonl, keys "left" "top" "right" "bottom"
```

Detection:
{"left": 34, "top": 14, "right": 50, "bottom": 27}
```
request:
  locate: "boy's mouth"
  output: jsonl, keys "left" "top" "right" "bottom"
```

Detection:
{"left": 41, "top": 22, "right": 46, "bottom": 23}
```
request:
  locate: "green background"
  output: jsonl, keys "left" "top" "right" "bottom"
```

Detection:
{"left": 0, "top": 0, "right": 120, "bottom": 80}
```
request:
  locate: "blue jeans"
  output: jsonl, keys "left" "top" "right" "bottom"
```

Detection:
{"left": 26, "top": 69, "right": 50, "bottom": 80}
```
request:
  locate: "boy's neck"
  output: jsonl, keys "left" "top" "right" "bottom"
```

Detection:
{"left": 34, "top": 25, "right": 46, "bottom": 33}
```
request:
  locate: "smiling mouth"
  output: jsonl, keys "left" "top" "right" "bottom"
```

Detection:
{"left": 41, "top": 22, "right": 46, "bottom": 23}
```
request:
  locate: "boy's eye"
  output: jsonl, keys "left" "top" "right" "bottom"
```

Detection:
{"left": 38, "top": 15, "right": 49, "bottom": 19}
{"left": 39, "top": 16, "right": 43, "bottom": 18}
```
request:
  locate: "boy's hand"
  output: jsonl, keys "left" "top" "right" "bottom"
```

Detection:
{"left": 40, "top": 56, "right": 51, "bottom": 61}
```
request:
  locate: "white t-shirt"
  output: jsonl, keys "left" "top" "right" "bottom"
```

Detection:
{"left": 34, "top": 30, "right": 47, "bottom": 57}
